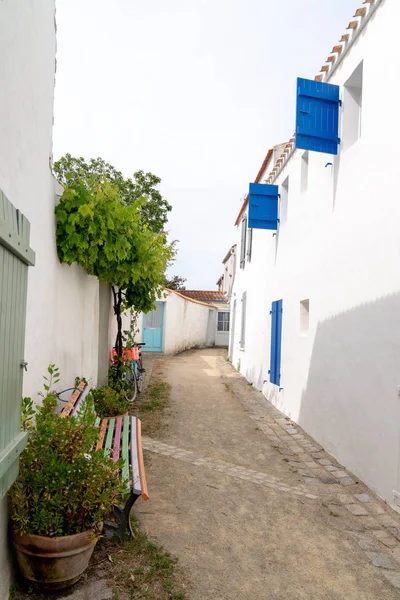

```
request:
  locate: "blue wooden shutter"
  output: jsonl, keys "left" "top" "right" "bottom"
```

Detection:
{"left": 269, "top": 299, "right": 283, "bottom": 386}
{"left": 248, "top": 183, "right": 279, "bottom": 230}
{"left": 295, "top": 77, "right": 340, "bottom": 155}
{"left": 269, "top": 303, "right": 277, "bottom": 384}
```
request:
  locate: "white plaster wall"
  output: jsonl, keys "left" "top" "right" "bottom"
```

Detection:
{"left": 0, "top": 1, "right": 108, "bottom": 399}
{"left": 231, "top": 0, "right": 400, "bottom": 507}
{"left": 222, "top": 248, "right": 236, "bottom": 297}
{"left": 163, "top": 293, "right": 216, "bottom": 354}
{"left": 0, "top": 1, "right": 111, "bottom": 589}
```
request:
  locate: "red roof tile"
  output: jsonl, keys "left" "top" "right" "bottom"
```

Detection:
{"left": 178, "top": 290, "right": 226, "bottom": 302}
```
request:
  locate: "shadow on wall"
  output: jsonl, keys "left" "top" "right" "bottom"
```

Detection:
{"left": 298, "top": 291, "right": 400, "bottom": 502}
{"left": 244, "top": 363, "right": 265, "bottom": 394}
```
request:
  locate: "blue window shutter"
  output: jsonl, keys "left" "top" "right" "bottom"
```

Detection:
{"left": 269, "top": 303, "right": 277, "bottom": 384}
{"left": 275, "top": 299, "right": 283, "bottom": 387}
{"left": 269, "top": 300, "right": 283, "bottom": 386}
{"left": 248, "top": 183, "right": 279, "bottom": 230}
{"left": 295, "top": 77, "right": 340, "bottom": 155}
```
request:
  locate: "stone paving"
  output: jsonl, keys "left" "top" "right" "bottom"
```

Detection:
{"left": 142, "top": 437, "right": 318, "bottom": 501}
{"left": 138, "top": 350, "right": 400, "bottom": 592}
{"left": 213, "top": 354, "right": 400, "bottom": 589}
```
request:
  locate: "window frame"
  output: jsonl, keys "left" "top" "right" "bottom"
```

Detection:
{"left": 217, "top": 311, "right": 230, "bottom": 332}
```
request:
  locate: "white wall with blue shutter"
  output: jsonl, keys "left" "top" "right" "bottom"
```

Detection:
{"left": 229, "top": 0, "right": 400, "bottom": 510}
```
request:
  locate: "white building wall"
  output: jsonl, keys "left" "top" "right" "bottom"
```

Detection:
{"left": 231, "top": 0, "right": 400, "bottom": 507}
{"left": 0, "top": 1, "right": 110, "bottom": 399}
{"left": 162, "top": 292, "right": 216, "bottom": 354}
{"left": 0, "top": 2, "right": 111, "bottom": 591}
{"left": 222, "top": 247, "right": 236, "bottom": 297}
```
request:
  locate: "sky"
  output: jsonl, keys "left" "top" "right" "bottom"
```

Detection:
{"left": 54, "top": 0, "right": 361, "bottom": 289}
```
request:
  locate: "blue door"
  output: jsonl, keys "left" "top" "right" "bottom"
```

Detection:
{"left": 143, "top": 302, "right": 164, "bottom": 352}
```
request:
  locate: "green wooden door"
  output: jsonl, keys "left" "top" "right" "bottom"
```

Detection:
{"left": 0, "top": 189, "right": 35, "bottom": 498}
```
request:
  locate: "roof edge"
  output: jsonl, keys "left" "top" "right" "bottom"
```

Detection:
{"left": 165, "top": 288, "right": 217, "bottom": 309}
{"left": 234, "top": 149, "right": 273, "bottom": 226}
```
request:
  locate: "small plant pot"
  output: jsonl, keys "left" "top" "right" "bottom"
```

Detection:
{"left": 13, "top": 529, "right": 97, "bottom": 591}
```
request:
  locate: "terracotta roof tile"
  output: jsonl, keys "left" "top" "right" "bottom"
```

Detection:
{"left": 178, "top": 290, "right": 226, "bottom": 303}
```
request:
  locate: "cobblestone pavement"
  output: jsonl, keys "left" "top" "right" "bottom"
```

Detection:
{"left": 136, "top": 348, "right": 400, "bottom": 599}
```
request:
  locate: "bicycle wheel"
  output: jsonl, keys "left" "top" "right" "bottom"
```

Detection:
{"left": 137, "top": 359, "right": 143, "bottom": 394}
{"left": 125, "top": 368, "right": 137, "bottom": 402}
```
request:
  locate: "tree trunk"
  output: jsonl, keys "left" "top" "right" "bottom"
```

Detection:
{"left": 112, "top": 286, "right": 123, "bottom": 364}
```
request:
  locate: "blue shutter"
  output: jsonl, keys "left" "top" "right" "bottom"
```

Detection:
{"left": 295, "top": 77, "right": 340, "bottom": 155}
{"left": 269, "top": 300, "right": 283, "bottom": 386}
{"left": 269, "top": 303, "right": 277, "bottom": 384}
{"left": 248, "top": 183, "right": 279, "bottom": 230}
{"left": 275, "top": 299, "right": 283, "bottom": 387}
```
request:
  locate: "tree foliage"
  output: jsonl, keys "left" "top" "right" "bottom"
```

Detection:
{"left": 55, "top": 176, "right": 175, "bottom": 358}
{"left": 54, "top": 154, "right": 172, "bottom": 234}
{"left": 164, "top": 275, "right": 187, "bottom": 290}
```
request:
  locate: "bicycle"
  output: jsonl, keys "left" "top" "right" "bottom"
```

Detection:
{"left": 111, "top": 343, "right": 146, "bottom": 402}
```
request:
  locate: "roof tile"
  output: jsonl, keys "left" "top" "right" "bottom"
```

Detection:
{"left": 179, "top": 290, "right": 226, "bottom": 303}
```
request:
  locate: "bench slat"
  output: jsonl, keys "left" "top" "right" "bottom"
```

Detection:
{"left": 112, "top": 416, "right": 123, "bottom": 463}
{"left": 60, "top": 382, "right": 85, "bottom": 418}
{"left": 105, "top": 418, "right": 115, "bottom": 455}
{"left": 71, "top": 386, "right": 91, "bottom": 418}
{"left": 95, "top": 416, "right": 101, "bottom": 428}
{"left": 96, "top": 418, "right": 108, "bottom": 451}
{"left": 130, "top": 417, "right": 141, "bottom": 496}
{"left": 122, "top": 416, "right": 130, "bottom": 494}
{"left": 136, "top": 419, "right": 149, "bottom": 501}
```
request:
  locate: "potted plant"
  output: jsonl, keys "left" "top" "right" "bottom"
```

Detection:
{"left": 9, "top": 367, "right": 125, "bottom": 591}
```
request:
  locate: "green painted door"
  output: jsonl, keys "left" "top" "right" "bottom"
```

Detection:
{"left": 0, "top": 189, "right": 35, "bottom": 498}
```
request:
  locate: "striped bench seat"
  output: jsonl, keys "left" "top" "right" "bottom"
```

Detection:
{"left": 60, "top": 383, "right": 149, "bottom": 540}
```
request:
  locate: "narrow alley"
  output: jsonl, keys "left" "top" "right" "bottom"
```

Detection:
{"left": 136, "top": 349, "right": 400, "bottom": 600}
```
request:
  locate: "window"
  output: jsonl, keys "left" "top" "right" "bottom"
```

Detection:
{"left": 343, "top": 61, "right": 363, "bottom": 149}
{"left": 280, "top": 177, "right": 289, "bottom": 224}
{"left": 240, "top": 216, "right": 247, "bottom": 269}
{"left": 301, "top": 151, "right": 309, "bottom": 193}
{"left": 217, "top": 311, "right": 230, "bottom": 332}
{"left": 240, "top": 292, "right": 247, "bottom": 349}
{"left": 300, "top": 299, "right": 310, "bottom": 335}
{"left": 246, "top": 226, "right": 253, "bottom": 262}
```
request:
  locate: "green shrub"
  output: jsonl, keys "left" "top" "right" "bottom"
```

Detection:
{"left": 92, "top": 386, "right": 130, "bottom": 418}
{"left": 10, "top": 371, "right": 125, "bottom": 537}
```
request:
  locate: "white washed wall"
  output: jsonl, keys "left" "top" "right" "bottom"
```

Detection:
{"left": 163, "top": 293, "right": 216, "bottom": 354}
{"left": 231, "top": 0, "right": 400, "bottom": 507}
{"left": 0, "top": 1, "right": 111, "bottom": 590}
{"left": 0, "top": 1, "right": 111, "bottom": 399}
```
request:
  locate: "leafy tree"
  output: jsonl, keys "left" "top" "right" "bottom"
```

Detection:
{"left": 55, "top": 178, "right": 175, "bottom": 363}
{"left": 165, "top": 275, "right": 187, "bottom": 290}
{"left": 54, "top": 154, "right": 172, "bottom": 234}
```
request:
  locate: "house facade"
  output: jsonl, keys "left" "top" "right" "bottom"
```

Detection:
{"left": 230, "top": 0, "right": 400, "bottom": 508}
{"left": 179, "top": 290, "right": 230, "bottom": 347}
{"left": 217, "top": 244, "right": 237, "bottom": 300}
{"left": 135, "top": 290, "right": 217, "bottom": 354}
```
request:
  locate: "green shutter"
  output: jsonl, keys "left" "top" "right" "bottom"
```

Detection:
{"left": 0, "top": 189, "right": 35, "bottom": 498}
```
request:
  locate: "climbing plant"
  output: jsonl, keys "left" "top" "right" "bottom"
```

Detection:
{"left": 55, "top": 178, "right": 175, "bottom": 364}
{"left": 54, "top": 154, "right": 172, "bottom": 234}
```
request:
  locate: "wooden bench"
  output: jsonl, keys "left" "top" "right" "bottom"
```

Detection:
{"left": 60, "top": 383, "right": 149, "bottom": 540}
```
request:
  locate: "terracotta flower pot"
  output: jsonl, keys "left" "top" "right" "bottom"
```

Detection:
{"left": 13, "top": 529, "right": 96, "bottom": 591}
